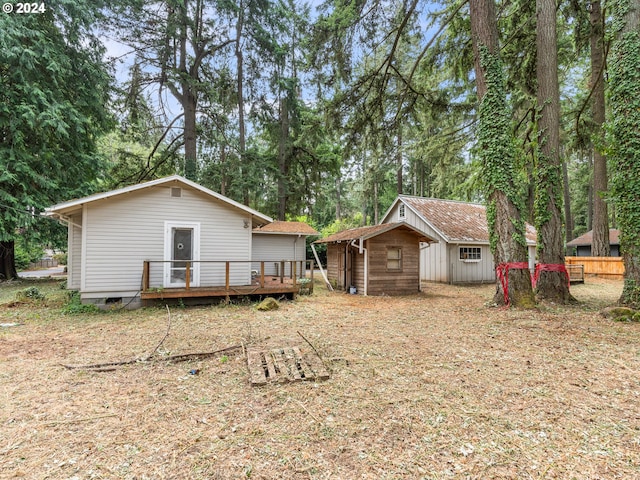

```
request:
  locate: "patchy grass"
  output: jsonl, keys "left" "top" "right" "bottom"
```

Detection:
{"left": 1, "top": 278, "right": 638, "bottom": 479}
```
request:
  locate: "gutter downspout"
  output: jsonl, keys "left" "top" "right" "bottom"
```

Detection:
{"left": 350, "top": 238, "right": 367, "bottom": 296}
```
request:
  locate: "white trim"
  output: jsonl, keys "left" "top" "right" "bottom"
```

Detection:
{"left": 164, "top": 221, "right": 201, "bottom": 288}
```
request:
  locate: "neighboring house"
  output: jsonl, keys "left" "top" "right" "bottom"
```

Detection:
{"left": 314, "top": 222, "right": 437, "bottom": 296}
{"left": 380, "top": 195, "right": 537, "bottom": 284}
{"left": 566, "top": 229, "right": 620, "bottom": 257}
{"left": 44, "top": 175, "right": 281, "bottom": 308}
{"left": 252, "top": 221, "right": 319, "bottom": 276}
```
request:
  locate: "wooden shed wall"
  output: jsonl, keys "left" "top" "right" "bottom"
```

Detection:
{"left": 386, "top": 202, "right": 448, "bottom": 282}
{"left": 366, "top": 230, "right": 420, "bottom": 295}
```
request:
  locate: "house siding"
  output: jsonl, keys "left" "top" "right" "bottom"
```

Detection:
{"left": 449, "top": 244, "right": 495, "bottom": 283}
{"left": 68, "top": 213, "right": 82, "bottom": 290}
{"left": 81, "top": 185, "right": 252, "bottom": 298}
{"left": 252, "top": 234, "right": 306, "bottom": 276}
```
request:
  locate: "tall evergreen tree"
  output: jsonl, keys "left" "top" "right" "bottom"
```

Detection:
{"left": 609, "top": 0, "right": 640, "bottom": 307}
{"left": 0, "top": 5, "right": 112, "bottom": 279}
{"left": 469, "top": 0, "right": 535, "bottom": 307}
{"left": 534, "top": 0, "right": 574, "bottom": 302}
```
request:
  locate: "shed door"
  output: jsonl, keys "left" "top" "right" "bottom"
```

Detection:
{"left": 164, "top": 222, "right": 200, "bottom": 288}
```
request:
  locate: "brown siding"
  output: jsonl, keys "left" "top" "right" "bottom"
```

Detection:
{"left": 366, "top": 231, "right": 420, "bottom": 295}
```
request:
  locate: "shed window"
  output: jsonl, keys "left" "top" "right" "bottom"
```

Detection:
{"left": 387, "top": 247, "right": 402, "bottom": 271}
{"left": 459, "top": 247, "right": 481, "bottom": 261}
{"left": 399, "top": 204, "right": 406, "bottom": 219}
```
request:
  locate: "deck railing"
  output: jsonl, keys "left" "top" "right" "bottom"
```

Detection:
{"left": 142, "top": 259, "right": 315, "bottom": 293}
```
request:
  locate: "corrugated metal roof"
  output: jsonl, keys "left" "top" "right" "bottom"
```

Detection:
{"left": 314, "top": 222, "right": 437, "bottom": 244}
{"left": 566, "top": 229, "right": 620, "bottom": 247}
{"left": 398, "top": 196, "right": 537, "bottom": 245}
{"left": 253, "top": 221, "right": 319, "bottom": 235}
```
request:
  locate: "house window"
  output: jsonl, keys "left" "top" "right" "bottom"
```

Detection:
{"left": 459, "top": 247, "right": 481, "bottom": 261}
{"left": 387, "top": 247, "right": 402, "bottom": 271}
{"left": 399, "top": 204, "right": 406, "bottom": 219}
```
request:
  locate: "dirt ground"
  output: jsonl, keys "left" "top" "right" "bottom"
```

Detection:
{"left": 1, "top": 277, "right": 638, "bottom": 479}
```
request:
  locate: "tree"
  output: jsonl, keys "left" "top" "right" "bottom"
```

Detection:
{"left": 0, "top": 5, "right": 112, "bottom": 279}
{"left": 609, "top": 0, "right": 640, "bottom": 307}
{"left": 469, "top": 0, "right": 535, "bottom": 307}
{"left": 534, "top": 0, "right": 574, "bottom": 302}
{"left": 589, "top": 0, "right": 610, "bottom": 256}
{"left": 112, "top": 0, "right": 235, "bottom": 180}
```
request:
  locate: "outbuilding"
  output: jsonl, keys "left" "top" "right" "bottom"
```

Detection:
{"left": 380, "top": 195, "right": 537, "bottom": 284}
{"left": 314, "top": 222, "right": 437, "bottom": 296}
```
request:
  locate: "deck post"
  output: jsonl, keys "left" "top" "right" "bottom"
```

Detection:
{"left": 280, "top": 261, "right": 285, "bottom": 284}
{"left": 142, "top": 261, "right": 150, "bottom": 291}
{"left": 310, "top": 260, "right": 314, "bottom": 293}
{"left": 185, "top": 262, "right": 191, "bottom": 290}
{"left": 260, "top": 261, "right": 265, "bottom": 288}
{"left": 225, "top": 261, "right": 230, "bottom": 290}
{"left": 293, "top": 261, "right": 297, "bottom": 286}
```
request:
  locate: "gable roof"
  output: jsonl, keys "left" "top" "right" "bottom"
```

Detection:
{"left": 44, "top": 175, "right": 273, "bottom": 224}
{"left": 253, "top": 221, "right": 319, "bottom": 236}
{"left": 566, "top": 229, "right": 620, "bottom": 247}
{"left": 383, "top": 195, "right": 537, "bottom": 245}
{"left": 314, "top": 222, "right": 437, "bottom": 244}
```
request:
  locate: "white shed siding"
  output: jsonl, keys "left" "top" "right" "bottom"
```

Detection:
{"left": 450, "top": 244, "right": 495, "bottom": 283}
{"left": 252, "top": 235, "right": 306, "bottom": 276}
{"left": 82, "top": 185, "right": 252, "bottom": 297}
{"left": 421, "top": 241, "right": 450, "bottom": 282}
{"left": 68, "top": 213, "right": 82, "bottom": 290}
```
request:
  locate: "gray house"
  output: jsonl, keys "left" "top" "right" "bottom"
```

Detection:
{"left": 380, "top": 195, "right": 537, "bottom": 284}
{"left": 44, "top": 175, "right": 279, "bottom": 308}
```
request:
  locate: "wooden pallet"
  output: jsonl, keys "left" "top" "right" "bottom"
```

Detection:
{"left": 247, "top": 346, "right": 330, "bottom": 386}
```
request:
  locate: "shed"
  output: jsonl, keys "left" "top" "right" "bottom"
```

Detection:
{"left": 44, "top": 175, "right": 279, "bottom": 308}
{"left": 314, "top": 222, "right": 437, "bottom": 296}
{"left": 566, "top": 229, "right": 620, "bottom": 256}
{"left": 380, "top": 195, "right": 537, "bottom": 284}
{"left": 252, "top": 221, "right": 319, "bottom": 276}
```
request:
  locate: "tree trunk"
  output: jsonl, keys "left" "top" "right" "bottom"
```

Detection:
{"left": 277, "top": 96, "right": 289, "bottom": 221}
{"left": 0, "top": 241, "right": 18, "bottom": 280}
{"left": 396, "top": 128, "right": 403, "bottom": 194}
{"left": 183, "top": 87, "right": 198, "bottom": 180}
{"left": 535, "top": 0, "right": 574, "bottom": 302}
{"left": 470, "top": 0, "right": 535, "bottom": 307}
{"left": 562, "top": 157, "right": 574, "bottom": 244}
{"left": 590, "top": 0, "right": 610, "bottom": 257}
{"left": 236, "top": 0, "right": 249, "bottom": 205}
{"left": 610, "top": 0, "right": 640, "bottom": 308}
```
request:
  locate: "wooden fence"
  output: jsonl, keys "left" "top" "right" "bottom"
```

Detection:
{"left": 565, "top": 256, "right": 624, "bottom": 279}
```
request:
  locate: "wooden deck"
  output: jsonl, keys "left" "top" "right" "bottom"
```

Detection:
{"left": 141, "top": 283, "right": 301, "bottom": 301}
{"left": 140, "top": 260, "right": 314, "bottom": 303}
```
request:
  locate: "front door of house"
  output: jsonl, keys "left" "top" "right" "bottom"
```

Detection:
{"left": 164, "top": 222, "right": 200, "bottom": 288}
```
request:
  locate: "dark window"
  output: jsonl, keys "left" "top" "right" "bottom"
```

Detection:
{"left": 387, "top": 247, "right": 402, "bottom": 271}
{"left": 459, "top": 247, "right": 481, "bottom": 261}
